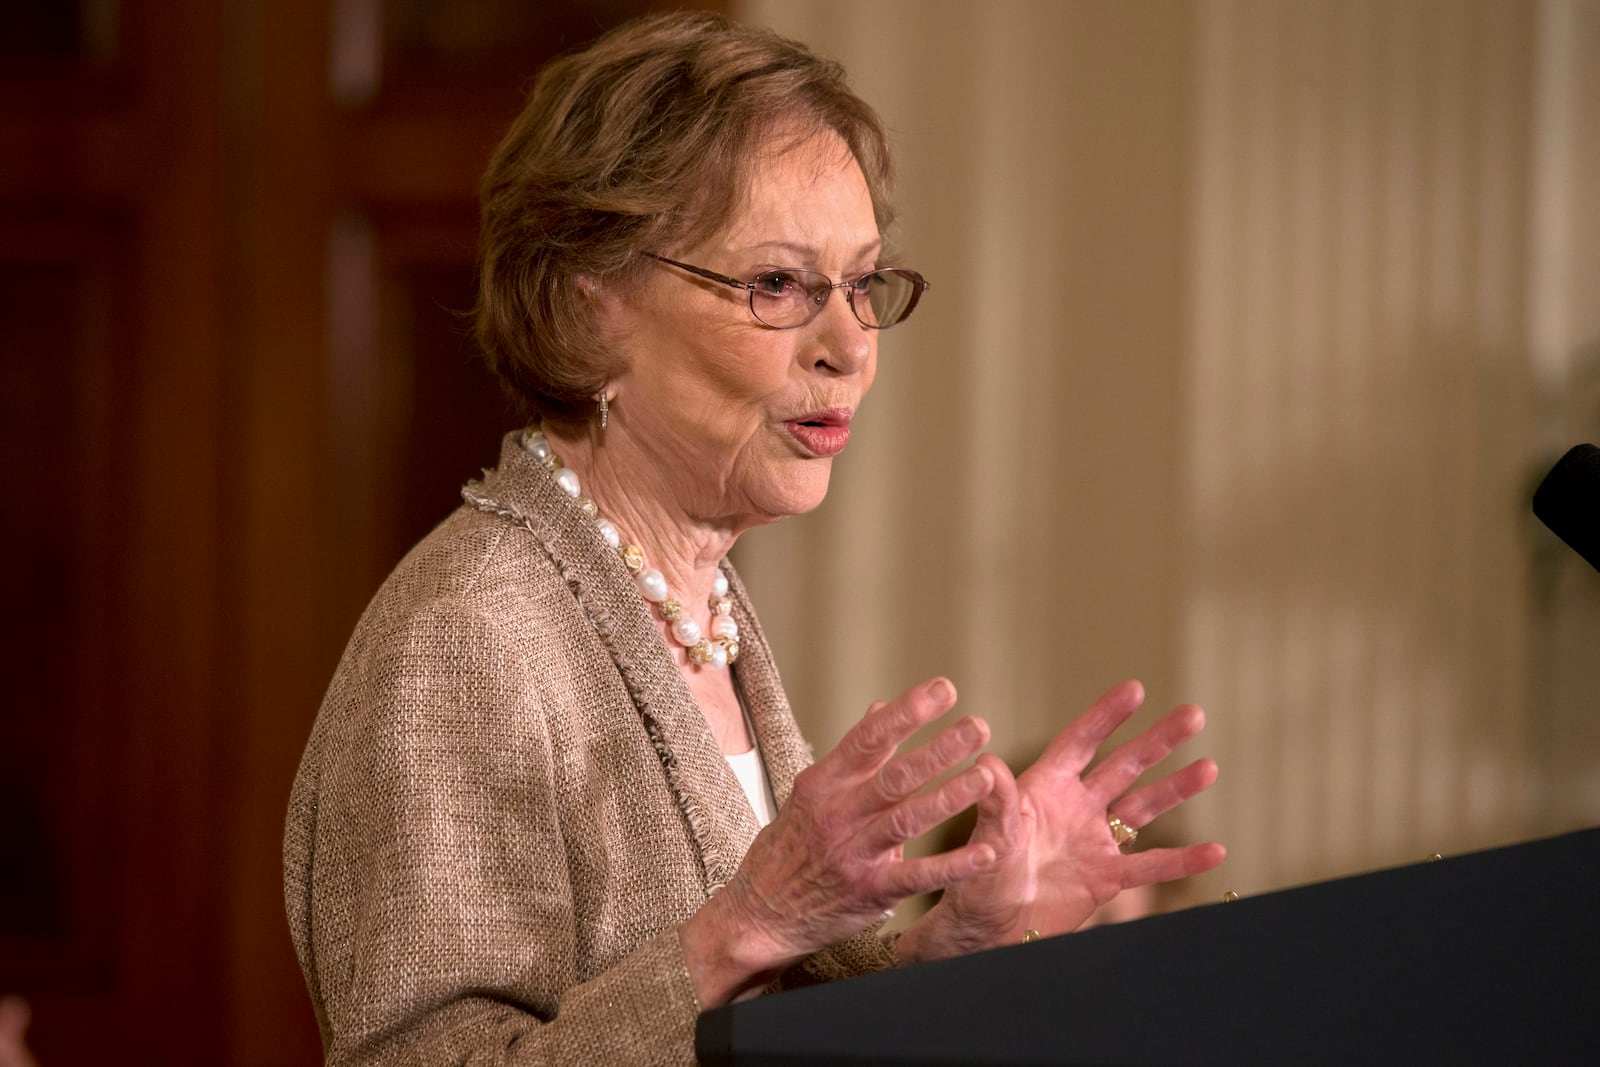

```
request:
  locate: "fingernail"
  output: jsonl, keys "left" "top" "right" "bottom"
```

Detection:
{"left": 930, "top": 678, "right": 954, "bottom": 702}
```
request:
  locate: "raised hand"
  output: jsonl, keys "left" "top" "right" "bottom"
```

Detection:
{"left": 681, "top": 677, "right": 999, "bottom": 1004}
{"left": 898, "top": 680, "right": 1224, "bottom": 962}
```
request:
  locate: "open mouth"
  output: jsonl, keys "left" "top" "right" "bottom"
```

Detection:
{"left": 792, "top": 407, "right": 852, "bottom": 428}
{"left": 783, "top": 408, "right": 853, "bottom": 457}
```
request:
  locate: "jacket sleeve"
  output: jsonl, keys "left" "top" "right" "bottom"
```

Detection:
{"left": 772, "top": 927, "right": 899, "bottom": 992}
{"left": 302, "top": 602, "right": 703, "bottom": 1067}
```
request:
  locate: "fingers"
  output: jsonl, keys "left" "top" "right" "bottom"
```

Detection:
{"left": 969, "top": 753, "right": 1023, "bottom": 851}
{"left": 1033, "top": 679, "right": 1145, "bottom": 777}
{"left": 835, "top": 677, "right": 959, "bottom": 774}
{"left": 787, "top": 673, "right": 998, "bottom": 859}
{"left": 876, "top": 840, "right": 997, "bottom": 900}
{"left": 1110, "top": 758, "right": 1219, "bottom": 829}
{"left": 874, "top": 714, "right": 989, "bottom": 802}
{"left": 1117, "top": 842, "right": 1227, "bottom": 888}
{"left": 1084, "top": 703, "right": 1208, "bottom": 803}
{"left": 867, "top": 761, "right": 995, "bottom": 849}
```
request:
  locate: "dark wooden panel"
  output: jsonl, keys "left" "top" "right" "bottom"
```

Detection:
{"left": 328, "top": 1, "right": 728, "bottom": 207}
{"left": 0, "top": 211, "right": 133, "bottom": 1054}
{"left": 0, "top": 0, "right": 119, "bottom": 65}
{"left": 370, "top": 0, "right": 673, "bottom": 109}
{"left": 320, "top": 207, "right": 515, "bottom": 643}
{"left": 0, "top": 0, "right": 231, "bottom": 1061}
{"left": 380, "top": 221, "right": 517, "bottom": 551}
{"left": 386, "top": 0, "right": 641, "bottom": 64}
{"left": 1, "top": 3, "right": 731, "bottom": 1065}
{"left": 0, "top": 0, "right": 133, "bottom": 115}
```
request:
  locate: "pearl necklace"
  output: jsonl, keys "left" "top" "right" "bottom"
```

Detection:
{"left": 521, "top": 428, "right": 740, "bottom": 669}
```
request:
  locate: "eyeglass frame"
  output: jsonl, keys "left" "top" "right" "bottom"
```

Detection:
{"left": 643, "top": 253, "right": 930, "bottom": 330}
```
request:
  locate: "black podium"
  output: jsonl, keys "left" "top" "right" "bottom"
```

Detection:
{"left": 697, "top": 828, "right": 1600, "bottom": 1065}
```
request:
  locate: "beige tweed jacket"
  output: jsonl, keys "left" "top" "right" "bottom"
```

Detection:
{"left": 284, "top": 431, "right": 895, "bottom": 1065}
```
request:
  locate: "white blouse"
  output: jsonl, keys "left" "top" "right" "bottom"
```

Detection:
{"left": 724, "top": 747, "right": 776, "bottom": 828}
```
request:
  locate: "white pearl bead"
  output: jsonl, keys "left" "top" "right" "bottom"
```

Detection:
{"left": 637, "top": 568, "right": 668, "bottom": 602}
{"left": 531, "top": 434, "right": 735, "bottom": 674}
{"left": 671, "top": 617, "right": 702, "bottom": 646}
{"left": 522, "top": 431, "right": 551, "bottom": 460}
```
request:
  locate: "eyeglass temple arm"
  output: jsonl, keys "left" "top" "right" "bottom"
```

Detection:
{"left": 643, "top": 254, "right": 753, "bottom": 293}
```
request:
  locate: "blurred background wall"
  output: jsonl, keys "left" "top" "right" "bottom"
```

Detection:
{"left": 0, "top": 1, "right": 1595, "bottom": 1064}
{"left": 736, "top": 0, "right": 1600, "bottom": 912}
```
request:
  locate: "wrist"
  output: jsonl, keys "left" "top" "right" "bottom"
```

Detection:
{"left": 678, "top": 886, "right": 799, "bottom": 1008}
{"left": 894, "top": 911, "right": 971, "bottom": 965}
{"left": 897, "top": 901, "right": 1028, "bottom": 964}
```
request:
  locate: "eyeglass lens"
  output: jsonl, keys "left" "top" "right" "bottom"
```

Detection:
{"left": 749, "top": 269, "right": 923, "bottom": 330}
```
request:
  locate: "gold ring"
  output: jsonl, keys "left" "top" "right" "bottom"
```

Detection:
{"left": 1107, "top": 813, "right": 1138, "bottom": 848}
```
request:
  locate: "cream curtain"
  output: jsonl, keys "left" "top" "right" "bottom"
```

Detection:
{"left": 734, "top": 0, "right": 1600, "bottom": 909}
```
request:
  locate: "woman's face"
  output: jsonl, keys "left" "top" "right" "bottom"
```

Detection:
{"left": 606, "top": 127, "right": 881, "bottom": 530}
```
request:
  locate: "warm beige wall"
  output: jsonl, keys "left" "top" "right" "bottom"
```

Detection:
{"left": 1526, "top": 0, "right": 1600, "bottom": 867}
{"left": 730, "top": 1, "right": 1196, "bottom": 754}
{"left": 736, "top": 0, "right": 1600, "bottom": 909}
{"left": 1183, "top": 0, "right": 1536, "bottom": 900}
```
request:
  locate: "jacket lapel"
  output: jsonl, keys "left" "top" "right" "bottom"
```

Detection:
{"left": 469, "top": 432, "right": 772, "bottom": 895}
{"left": 723, "top": 564, "right": 813, "bottom": 812}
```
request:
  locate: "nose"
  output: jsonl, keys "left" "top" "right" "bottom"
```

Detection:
{"left": 809, "top": 288, "right": 873, "bottom": 376}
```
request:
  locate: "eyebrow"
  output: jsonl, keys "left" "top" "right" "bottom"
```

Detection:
{"left": 734, "top": 239, "right": 883, "bottom": 263}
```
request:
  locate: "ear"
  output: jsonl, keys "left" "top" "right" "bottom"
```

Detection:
{"left": 575, "top": 275, "right": 631, "bottom": 398}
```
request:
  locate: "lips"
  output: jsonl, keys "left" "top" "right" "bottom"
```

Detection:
{"left": 783, "top": 407, "right": 854, "bottom": 458}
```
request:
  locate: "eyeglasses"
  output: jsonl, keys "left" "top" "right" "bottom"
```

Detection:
{"left": 645, "top": 253, "right": 930, "bottom": 330}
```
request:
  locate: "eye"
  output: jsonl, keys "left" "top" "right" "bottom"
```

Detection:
{"left": 850, "top": 272, "right": 884, "bottom": 294}
{"left": 754, "top": 271, "right": 803, "bottom": 297}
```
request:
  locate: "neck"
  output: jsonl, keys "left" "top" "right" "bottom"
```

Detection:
{"left": 541, "top": 421, "right": 738, "bottom": 612}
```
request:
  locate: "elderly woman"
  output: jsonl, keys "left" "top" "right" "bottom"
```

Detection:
{"left": 284, "top": 11, "right": 1223, "bottom": 1065}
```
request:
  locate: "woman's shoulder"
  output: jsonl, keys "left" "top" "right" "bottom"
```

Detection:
{"left": 375, "top": 502, "right": 546, "bottom": 618}
{"left": 353, "top": 430, "right": 593, "bottom": 638}
{"left": 297, "top": 497, "right": 590, "bottom": 805}
{"left": 343, "top": 497, "right": 592, "bottom": 684}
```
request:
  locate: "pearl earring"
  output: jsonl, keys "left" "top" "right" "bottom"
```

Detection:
{"left": 598, "top": 390, "right": 609, "bottom": 429}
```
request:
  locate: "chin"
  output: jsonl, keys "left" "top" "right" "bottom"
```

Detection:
{"left": 751, "top": 462, "right": 835, "bottom": 523}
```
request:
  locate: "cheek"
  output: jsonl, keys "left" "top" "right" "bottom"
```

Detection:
{"left": 693, "top": 333, "right": 796, "bottom": 405}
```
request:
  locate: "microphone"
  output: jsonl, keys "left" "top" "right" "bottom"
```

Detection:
{"left": 1533, "top": 443, "right": 1600, "bottom": 574}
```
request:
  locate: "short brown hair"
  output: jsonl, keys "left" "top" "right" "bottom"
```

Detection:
{"left": 474, "top": 11, "right": 895, "bottom": 423}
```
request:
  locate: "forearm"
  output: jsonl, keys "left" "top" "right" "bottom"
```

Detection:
{"left": 679, "top": 882, "right": 903, "bottom": 1006}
